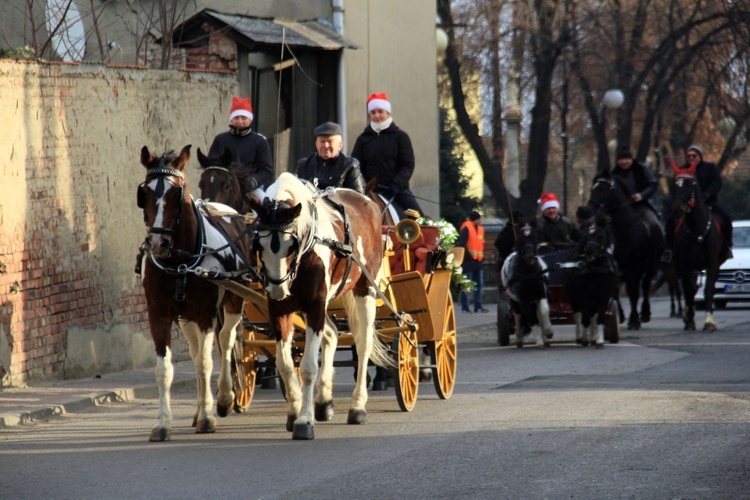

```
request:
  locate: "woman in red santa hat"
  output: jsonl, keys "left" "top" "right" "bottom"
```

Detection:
{"left": 351, "top": 92, "right": 423, "bottom": 215}
{"left": 208, "top": 96, "right": 273, "bottom": 202}
{"left": 537, "top": 192, "right": 580, "bottom": 247}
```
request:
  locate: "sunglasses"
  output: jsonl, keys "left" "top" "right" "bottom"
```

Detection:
{"left": 687, "top": 154, "right": 698, "bottom": 158}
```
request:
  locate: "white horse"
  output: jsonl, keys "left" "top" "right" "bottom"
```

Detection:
{"left": 249, "top": 173, "right": 392, "bottom": 440}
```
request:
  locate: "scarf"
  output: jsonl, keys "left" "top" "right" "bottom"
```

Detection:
{"left": 370, "top": 117, "right": 393, "bottom": 133}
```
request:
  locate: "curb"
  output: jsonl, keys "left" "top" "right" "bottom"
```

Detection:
{"left": 0, "top": 379, "right": 195, "bottom": 429}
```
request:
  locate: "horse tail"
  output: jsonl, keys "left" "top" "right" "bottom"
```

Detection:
{"left": 370, "top": 335, "right": 396, "bottom": 368}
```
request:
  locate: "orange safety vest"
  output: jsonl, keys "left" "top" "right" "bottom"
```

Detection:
{"left": 460, "top": 220, "right": 485, "bottom": 262}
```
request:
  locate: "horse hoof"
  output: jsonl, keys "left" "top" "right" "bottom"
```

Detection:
{"left": 536, "top": 344, "right": 545, "bottom": 350}
{"left": 347, "top": 409, "right": 367, "bottom": 425}
{"left": 575, "top": 338, "right": 583, "bottom": 346}
{"left": 640, "top": 314, "right": 651, "bottom": 324}
{"left": 581, "top": 341, "right": 590, "bottom": 347}
{"left": 292, "top": 422, "right": 315, "bottom": 440}
{"left": 286, "top": 415, "right": 296, "bottom": 432}
{"left": 545, "top": 331, "right": 554, "bottom": 340}
{"left": 595, "top": 343, "right": 604, "bottom": 350}
{"left": 149, "top": 428, "right": 171, "bottom": 442}
{"left": 216, "top": 399, "right": 233, "bottom": 418}
{"left": 314, "top": 401, "right": 334, "bottom": 422}
{"left": 516, "top": 343, "right": 523, "bottom": 349}
{"left": 191, "top": 415, "right": 198, "bottom": 428}
{"left": 685, "top": 323, "right": 696, "bottom": 332}
{"left": 627, "top": 322, "right": 641, "bottom": 331}
{"left": 543, "top": 341, "right": 551, "bottom": 348}
{"left": 419, "top": 369, "right": 432, "bottom": 383}
{"left": 195, "top": 418, "right": 216, "bottom": 434}
{"left": 703, "top": 323, "right": 717, "bottom": 332}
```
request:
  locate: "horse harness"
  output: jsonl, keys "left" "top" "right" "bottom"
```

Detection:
{"left": 673, "top": 176, "right": 714, "bottom": 242}
{"left": 136, "top": 164, "right": 257, "bottom": 301}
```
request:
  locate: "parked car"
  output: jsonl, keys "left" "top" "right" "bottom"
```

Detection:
{"left": 695, "top": 220, "right": 750, "bottom": 309}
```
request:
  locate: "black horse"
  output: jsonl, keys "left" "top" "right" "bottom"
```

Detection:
{"left": 587, "top": 169, "right": 663, "bottom": 330}
{"left": 669, "top": 168, "right": 728, "bottom": 331}
{"left": 564, "top": 216, "right": 619, "bottom": 348}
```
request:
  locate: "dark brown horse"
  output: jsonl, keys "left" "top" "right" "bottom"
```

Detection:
{"left": 670, "top": 166, "right": 728, "bottom": 331}
{"left": 197, "top": 147, "right": 252, "bottom": 213}
{"left": 249, "top": 173, "right": 392, "bottom": 440}
{"left": 137, "top": 145, "right": 250, "bottom": 441}
{"left": 587, "top": 169, "right": 663, "bottom": 330}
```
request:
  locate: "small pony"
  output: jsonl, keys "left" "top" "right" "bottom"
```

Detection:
{"left": 500, "top": 219, "right": 554, "bottom": 348}
{"left": 249, "top": 173, "right": 392, "bottom": 440}
{"left": 136, "top": 145, "right": 251, "bottom": 441}
{"left": 564, "top": 216, "right": 619, "bottom": 348}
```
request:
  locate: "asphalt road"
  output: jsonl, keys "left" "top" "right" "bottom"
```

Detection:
{"left": 1, "top": 300, "right": 749, "bottom": 499}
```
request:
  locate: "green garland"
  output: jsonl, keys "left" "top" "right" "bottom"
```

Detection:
{"left": 417, "top": 217, "right": 476, "bottom": 293}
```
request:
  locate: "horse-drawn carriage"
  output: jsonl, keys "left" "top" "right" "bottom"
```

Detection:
{"left": 226, "top": 217, "right": 459, "bottom": 414}
{"left": 495, "top": 230, "right": 620, "bottom": 349}
{"left": 136, "top": 146, "right": 457, "bottom": 441}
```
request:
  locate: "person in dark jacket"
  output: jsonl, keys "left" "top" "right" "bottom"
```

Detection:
{"left": 208, "top": 96, "right": 273, "bottom": 202}
{"left": 663, "top": 145, "right": 733, "bottom": 261}
{"left": 612, "top": 146, "right": 666, "bottom": 253}
{"left": 351, "top": 92, "right": 422, "bottom": 214}
{"left": 537, "top": 193, "right": 580, "bottom": 247}
{"left": 295, "top": 122, "right": 366, "bottom": 193}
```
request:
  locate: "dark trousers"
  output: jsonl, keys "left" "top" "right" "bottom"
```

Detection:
{"left": 377, "top": 188, "right": 423, "bottom": 216}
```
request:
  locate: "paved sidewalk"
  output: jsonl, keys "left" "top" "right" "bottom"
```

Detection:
{"left": 0, "top": 304, "right": 497, "bottom": 428}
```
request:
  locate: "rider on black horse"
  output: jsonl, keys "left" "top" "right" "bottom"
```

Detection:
{"left": 612, "top": 146, "right": 667, "bottom": 261}
{"left": 663, "top": 145, "right": 734, "bottom": 262}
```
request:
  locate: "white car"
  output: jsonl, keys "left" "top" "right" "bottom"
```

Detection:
{"left": 695, "top": 220, "right": 750, "bottom": 309}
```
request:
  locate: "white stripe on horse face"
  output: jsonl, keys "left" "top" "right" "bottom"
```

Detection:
{"left": 261, "top": 232, "right": 297, "bottom": 300}
{"left": 148, "top": 177, "right": 169, "bottom": 247}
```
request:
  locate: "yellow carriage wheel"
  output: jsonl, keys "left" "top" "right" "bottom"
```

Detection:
{"left": 393, "top": 329, "right": 419, "bottom": 412}
{"left": 429, "top": 296, "right": 457, "bottom": 399}
{"left": 233, "top": 329, "right": 257, "bottom": 412}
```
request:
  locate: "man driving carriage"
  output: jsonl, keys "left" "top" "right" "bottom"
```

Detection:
{"left": 295, "top": 122, "right": 366, "bottom": 193}
{"left": 537, "top": 192, "right": 580, "bottom": 247}
{"left": 208, "top": 96, "right": 273, "bottom": 203}
{"left": 663, "top": 145, "right": 734, "bottom": 262}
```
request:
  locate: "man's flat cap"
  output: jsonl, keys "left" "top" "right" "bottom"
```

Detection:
{"left": 313, "top": 122, "right": 342, "bottom": 136}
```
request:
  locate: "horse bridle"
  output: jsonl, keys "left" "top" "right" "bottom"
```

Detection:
{"left": 254, "top": 201, "right": 318, "bottom": 286}
{"left": 137, "top": 164, "right": 186, "bottom": 239}
{"left": 673, "top": 175, "right": 697, "bottom": 214}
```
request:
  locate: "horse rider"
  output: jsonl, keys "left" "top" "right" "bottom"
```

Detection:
{"left": 663, "top": 145, "right": 734, "bottom": 262}
{"left": 611, "top": 146, "right": 667, "bottom": 256}
{"left": 537, "top": 192, "right": 580, "bottom": 247}
{"left": 208, "top": 96, "right": 273, "bottom": 203}
{"left": 351, "top": 92, "right": 423, "bottom": 215}
{"left": 295, "top": 122, "right": 366, "bottom": 193}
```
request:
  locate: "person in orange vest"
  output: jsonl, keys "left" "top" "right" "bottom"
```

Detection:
{"left": 457, "top": 211, "right": 489, "bottom": 313}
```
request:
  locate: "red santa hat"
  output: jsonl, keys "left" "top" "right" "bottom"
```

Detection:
{"left": 367, "top": 92, "right": 392, "bottom": 114}
{"left": 229, "top": 96, "right": 253, "bottom": 121}
{"left": 538, "top": 192, "right": 560, "bottom": 212}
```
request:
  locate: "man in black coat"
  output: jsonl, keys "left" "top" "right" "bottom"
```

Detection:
{"left": 663, "top": 145, "right": 733, "bottom": 261}
{"left": 295, "top": 122, "right": 366, "bottom": 193}
{"left": 351, "top": 92, "right": 422, "bottom": 215}
{"left": 208, "top": 96, "right": 273, "bottom": 202}
{"left": 612, "top": 146, "right": 666, "bottom": 255}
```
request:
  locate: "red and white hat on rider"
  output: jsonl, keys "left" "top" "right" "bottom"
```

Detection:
{"left": 229, "top": 96, "right": 253, "bottom": 121}
{"left": 367, "top": 92, "right": 392, "bottom": 114}
{"left": 538, "top": 192, "right": 560, "bottom": 212}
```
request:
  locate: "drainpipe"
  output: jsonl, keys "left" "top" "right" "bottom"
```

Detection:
{"left": 332, "top": 0, "right": 348, "bottom": 147}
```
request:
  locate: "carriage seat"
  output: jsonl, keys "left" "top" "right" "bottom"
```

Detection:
{"left": 386, "top": 225, "right": 440, "bottom": 276}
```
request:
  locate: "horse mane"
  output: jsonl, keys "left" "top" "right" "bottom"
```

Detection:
{"left": 266, "top": 172, "right": 317, "bottom": 231}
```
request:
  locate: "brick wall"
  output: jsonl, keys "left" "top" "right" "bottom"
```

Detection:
{"left": 0, "top": 60, "right": 237, "bottom": 385}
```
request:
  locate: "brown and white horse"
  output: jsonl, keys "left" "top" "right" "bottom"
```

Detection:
{"left": 249, "top": 173, "right": 391, "bottom": 440}
{"left": 137, "top": 145, "right": 250, "bottom": 441}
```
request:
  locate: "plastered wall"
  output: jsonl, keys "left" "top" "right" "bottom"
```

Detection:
{"left": 0, "top": 60, "right": 237, "bottom": 385}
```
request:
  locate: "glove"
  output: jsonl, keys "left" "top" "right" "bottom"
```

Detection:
{"left": 248, "top": 177, "right": 259, "bottom": 192}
